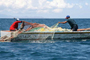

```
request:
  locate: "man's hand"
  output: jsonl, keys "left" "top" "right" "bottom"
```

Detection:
{"left": 22, "top": 21, "right": 25, "bottom": 22}
{"left": 58, "top": 22, "right": 60, "bottom": 23}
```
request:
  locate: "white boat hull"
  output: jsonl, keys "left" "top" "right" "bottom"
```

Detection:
{"left": 1, "top": 31, "right": 90, "bottom": 42}
{"left": 15, "top": 31, "right": 90, "bottom": 40}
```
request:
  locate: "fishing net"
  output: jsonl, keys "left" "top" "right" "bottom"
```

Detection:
{"left": 23, "top": 22, "right": 72, "bottom": 32}
{"left": 18, "top": 22, "right": 72, "bottom": 40}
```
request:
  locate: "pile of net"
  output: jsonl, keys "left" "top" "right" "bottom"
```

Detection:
{"left": 22, "top": 22, "right": 72, "bottom": 32}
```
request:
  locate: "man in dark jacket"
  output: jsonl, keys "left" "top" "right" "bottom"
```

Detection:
{"left": 58, "top": 15, "right": 78, "bottom": 31}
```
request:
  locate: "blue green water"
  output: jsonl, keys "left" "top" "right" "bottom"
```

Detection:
{"left": 0, "top": 18, "right": 90, "bottom": 60}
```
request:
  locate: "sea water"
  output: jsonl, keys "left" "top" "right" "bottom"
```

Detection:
{"left": 0, "top": 18, "right": 90, "bottom": 60}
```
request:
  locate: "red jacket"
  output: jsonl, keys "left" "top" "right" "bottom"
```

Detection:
{"left": 10, "top": 21, "right": 22, "bottom": 31}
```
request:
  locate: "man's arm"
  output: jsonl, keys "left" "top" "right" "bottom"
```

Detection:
{"left": 58, "top": 21, "right": 67, "bottom": 24}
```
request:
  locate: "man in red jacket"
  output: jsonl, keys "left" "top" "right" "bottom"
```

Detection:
{"left": 10, "top": 18, "right": 22, "bottom": 31}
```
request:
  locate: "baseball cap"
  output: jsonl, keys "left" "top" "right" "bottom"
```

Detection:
{"left": 65, "top": 15, "right": 70, "bottom": 19}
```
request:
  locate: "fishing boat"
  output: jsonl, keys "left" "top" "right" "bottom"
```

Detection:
{"left": 1, "top": 30, "right": 90, "bottom": 42}
{"left": 0, "top": 21, "right": 90, "bottom": 42}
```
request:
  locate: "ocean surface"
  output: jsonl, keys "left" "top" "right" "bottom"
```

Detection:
{"left": 0, "top": 18, "right": 90, "bottom": 60}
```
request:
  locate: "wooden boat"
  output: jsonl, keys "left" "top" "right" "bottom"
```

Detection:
{"left": 1, "top": 21, "right": 90, "bottom": 42}
{"left": 17, "top": 31, "right": 90, "bottom": 39}
{"left": 1, "top": 30, "right": 90, "bottom": 42}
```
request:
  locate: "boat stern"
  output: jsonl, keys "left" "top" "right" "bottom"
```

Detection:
{"left": 1, "top": 30, "right": 12, "bottom": 38}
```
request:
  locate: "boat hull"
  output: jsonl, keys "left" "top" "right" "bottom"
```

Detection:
{"left": 14, "top": 31, "right": 90, "bottom": 40}
{"left": 1, "top": 31, "right": 90, "bottom": 42}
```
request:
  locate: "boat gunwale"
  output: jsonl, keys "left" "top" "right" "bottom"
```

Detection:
{"left": 21, "top": 31, "right": 90, "bottom": 34}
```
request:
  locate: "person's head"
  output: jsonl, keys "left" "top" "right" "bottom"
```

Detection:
{"left": 16, "top": 18, "right": 19, "bottom": 21}
{"left": 65, "top": 15, "right": 70, "bottom": 19}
